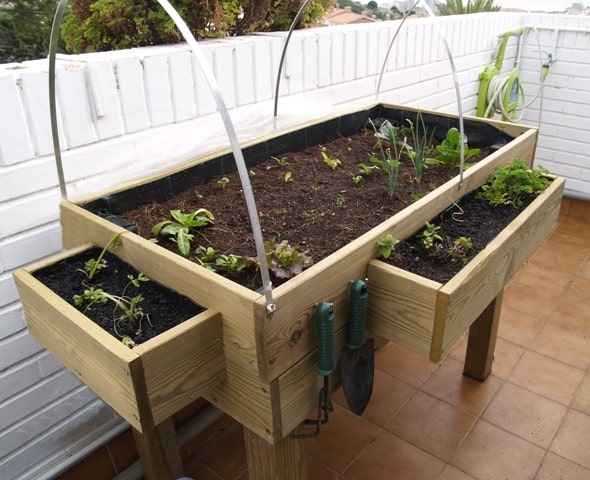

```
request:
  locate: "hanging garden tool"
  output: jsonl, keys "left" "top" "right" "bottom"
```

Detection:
{"left": 340, "top": 279, "right": 374, "bottom": 416}
{"left": 293, "top": 301, "right": 335, "bottom": 438}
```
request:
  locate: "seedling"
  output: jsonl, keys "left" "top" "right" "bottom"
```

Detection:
{"left": 152, "top": 208, "right": 215, "bottom": 258}
{"left": 195, "top": 245, "right": 219, "bottom": 270}
{"left": 217, "top": 177, "right": 230, "bottom": 189}
{"left": 267, "top": 156, "right": 290, "bottom": 169}
{"left": 405, "top": 113, "right": 436, "bottom": 182}
{"left": 376, "top": 234, "right": 400, "bottom": 259}
{"left": 265, "top": 240, "right": 313, "bottom": 279}
{"left": 351, "top": 174, "right": 364, "bottom": 185}
{"left": 434, "top": 127, "right": 480, "bottom": 167}
{"left": 476, "top": 158, "right": 551, "bottom": 208}
{"left": 372, "top": 120, "right": 407, "bottom": 196}
{"left": 421, "top": 221, "right": 443, "bottom": 250}
{"left": 449, "top": 236, "right": 473, "bottom": 261}
{"left": 320, "top": 146, "right": 341, "bottom": 170}
{"left": 357, "top": 162, "right": 378, "bottom": 176}
{"left": 284, "top": 171, "right": 293, "bottom": 183}
{"left": 215, "top": 254, "right": 250, "bottom": 273}
{"left": 82, "top": 233, "right": 122, "bottom": 280}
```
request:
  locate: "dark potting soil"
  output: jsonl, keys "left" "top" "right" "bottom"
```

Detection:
{"left": 119, "top": 127, "right": 515, "bottom": 290}
{"left": 33, "top": 249, "right": 204, "bottom": 346}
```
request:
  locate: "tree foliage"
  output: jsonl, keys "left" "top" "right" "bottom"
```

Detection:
{"left": 337, "top": 0, "right": 364, "bottom": 14}
{"left": 436, "top": 0, "right": 500, "bottom": 15}
{"left": 0, "top": 0, "right": 57, "bottom": 63}
{"left": 61, "top": 0, "right": 334, "bottom": 54}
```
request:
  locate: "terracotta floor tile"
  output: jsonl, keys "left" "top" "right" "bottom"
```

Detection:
{"left": 487, "top": 337, "right": 524, "bottom": 379}
{"left": 568, "top": 274, "right": 590, "bottom": 303}
{"left": 515, "top": 258, "right": 573, "bottom": 293}
{"left": 529, "top": 322, "right": 590, "bottom": 370}
{"left": 342, "top": 430, "right": 444, "bottom": 480}
{"left": 551, "top": 410, "right": 590, "bottom": 469}
{"left": 374, "top": 342, "right": 438, "bottom": 388}
{"left": 572, "top": 374, "right": 590, "bottom": 416}
{"left": 436, "top": 465, "right": 476, "bottom": 480}
{"left": 509, "top": 351, "right": 585, "bottom": 406}
{"left": 421, "top": 357, "right": 503, "bottom": 416}
{"left": 195, "top": 421, "right": 247, "bottom": 480}
{"left": 535, "top": 452, "right": 590, "bottom": 480}
{"left": 306, "top": 456, "right": 339, "bottom": 480}
{"left": 545, "top": 229, "right": 590, "bottom": 255}
{"left": 450, "top": 420, "right": 545, "bottom": 480}
{"left": 502, "top": 282, "right": 559, "bottom": 319}
{"left": 332, "top": 369, "right": 415, "bottom": 427}
{"left": 546, "top": 296, "right": 590, "bottom": 334}
{"left": 527, "top": 243, "right": 587, "bottom": 274}
{"left": 305, "top": 403, "right": 380, "bottom": 474}
{"left": 563, "top": 201, "right": 590, "bottom": 224}
{"left": 497, "top": 305, "right": 544, "bottom": 347}
{"left": 183, "top": 459, "right": 223, "bottom": 480}
{"left": 482, "top": 382, "right": 567, "bottom": 448}
{"left": 386, "top": 391, "right": 476, "bottom": 461}
{"left": 577, "top": 256, "right": 590, "bottom": 279}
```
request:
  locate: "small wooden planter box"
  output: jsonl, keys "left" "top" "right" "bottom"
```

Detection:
{"left": 34, "top": 103, "right": 547, "bottom": 442}
{"left": 13, "top": 244, "right": 226, "bottom": 433}
{"left": 367, "top": 176, "right": 565, "bottom": 362}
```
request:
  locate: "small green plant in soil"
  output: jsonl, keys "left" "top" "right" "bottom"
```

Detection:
{"left": 377, "top": 234, "right": 400, "bottom": 260}
{"left": 476, "top": 158, "right": 551, "bottom": 208}
{"left": 421, "top": 221, "right": 443, "bottom": 251}
{"left": 405, "top": 113, "right": 437, "bottom": 182}
{"left": 320, "top": 146, "right": 341, "bottom": 170}
{"left": 152, "top": 208, "right": 215, "bottom": 258}
{"left": 267, "top": 156, "right": 290, "bottom": 169}
{"left": 265, "top": 240, "right": 313, "bottom": 279}
{"left": 372, "top": 119, "right": 407, "bottom": 197}
{"left": 217, "top": 177, "right": 230, "bottom": 189}
{"left": 433, "top": 127, "right": 481, "bottom": 167}
{"left": 82, "top": 233, "right": 122, "bottom": 280}
{"left": 195, "top": 245, "right": 219, "bottom": 270}
{"left": 215, "top": 254, "right": 251, "bottom": 273}
{"left": 449, "top": 236, "right": 473, "bottom": 262}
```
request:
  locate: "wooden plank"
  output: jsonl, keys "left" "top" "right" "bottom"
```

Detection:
{"left": 134, "top": 309, "right": 226, "bottom": 426}
{"left": 132, "top": 418, "right": 184, "bottom": 480}
{"left": 366, "top": 262, "right": 439, "bottom": 357}
{"left": 463, "top": 292, "right": 503, "bottom": 381}
{"left": 13, "top": 267, "right": 146, "bottom": 431}
{"left": 243, "top": 426, "right": 306, "bottom": 480}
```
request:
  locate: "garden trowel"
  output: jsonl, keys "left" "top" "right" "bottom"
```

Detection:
{"left": 340, "top": 279, "right": 374, "bottom": 416}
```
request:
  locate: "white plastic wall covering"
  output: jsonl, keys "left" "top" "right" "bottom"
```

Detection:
{"left": 252, "top": 38, "right": 274, "bottom": 102}
{"left": 233, "top": 42, "right": 256, "bottom": 106}
{"left": 301, "top": 34, "right": 318, "bottom": 90}
{"left": 212, "top": 43, "right": 236, "bottom": 109}
{"left": 169, "top": 50, "right": 197, "bottom": 122}
{"left": 0, "top": 76, "right": 35, "bottom": 166}
{"left": 19, "top": 71, "right": 54, "bottom": 157}
{"left": 343, "top": 30, "right": 356, "bottom": 82}
{"left": 331, "top": 30, "right": 345, "bottom": 86}
{"left": 114, "top": 56, "right": 151, "bottom": 133}
{"left": 143, "top": 54, "right": 174, "bottom": 127}
{"left": 316, "top": 33, "right": 331, "bottom": 88}
{"left": 355, "top": 28, "right": 369, "bottom": 79}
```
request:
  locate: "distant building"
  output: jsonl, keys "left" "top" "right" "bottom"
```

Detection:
{"left": 325, "top": 6, "right": 377, "bottom": 25}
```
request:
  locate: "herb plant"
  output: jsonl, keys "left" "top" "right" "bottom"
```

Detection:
{"left": 320, "top": 146, "right": 341, "bottom": 170}
{"left": 152, "top": 209, "right": 215, "bottom": 258}
{"left": 82, "top": 233, "right": 122, "bottom": 280}
{"left": 405, "top": 113, "right": 436, "bottom": 181}
{"left": 476, "top": 158, "right": 551, "bottom": 208}
{"left": 421, "top": 221, "right": 443, "bottom": 251}
{"left": 377, "top": 234, "right": 400, "bottom": 259}
{"left": 372, "top": 120, "right": 406, "bottom": 197}
{"left": 449, "top": 236, "right": 473, "bottom": 261}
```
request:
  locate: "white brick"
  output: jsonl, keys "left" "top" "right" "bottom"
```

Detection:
{"left": 0, "top": 357, "right": 43, "bottom": 403}
{"left": 253, "top": 39, "right": 274, "bottom": 102}
{"left": 302, "top": 34, "right": 319, "bottom": 90}
{"left": 169, "top": 50, "right": 197, "bottom": 122}
{"left": 193, "top": 46, "right": 217, "bottom": 116}
{"left": 0, "top": 76, "right": 35, "bottom": 165}
{"left": 0, "top": 329, "right": 44, "bottom": 371}
{"left": 56, "top": 66, "right": 98, "bottom": 148}
{"left": 0, "top": 304, "right": 24, "bottom": 340}
{"left": 143, "top": 54, "right": 174, "bottom": 126}
{"left": 85, "top": 60, "right": 125, "bottom": 140}
{"left": 0, "top": 271, "right": 20, "bottom": 306}
{"left": 0, "top": 157, "right": 59, "bottom": 203}
{"left": 115, "top": 56, "right": 150, "bottom": 133}
{"left": 0, "top": 223, "right": 61, "bottom": 271}
{"left": 19, "top": 71, "right": 55, "bottom": 156}
{"left": 212, "top": 43, "right": 236, "bottom": 109}
{"left": 0, "top": 190, "right": 61, "bottom": 239}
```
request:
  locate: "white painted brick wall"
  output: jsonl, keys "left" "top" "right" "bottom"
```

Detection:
{"left": 0, "top": 12, "right": 589, "bottom": 478}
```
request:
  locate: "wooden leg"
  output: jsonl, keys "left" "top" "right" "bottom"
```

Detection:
{"left": 132, "top": 418, "right": 184, "bottom": 480}
{"left": 463, "top": 291, "right": 503, "bottom": 382}
{"left": 243, "top": 426, "right": 306, "bottom": 480}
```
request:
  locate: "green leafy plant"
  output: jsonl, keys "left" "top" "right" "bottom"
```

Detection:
{"left": 405, "top": 113, "right": 436, "bottom": 181}
{"left": 195, "top": 245, "right": 220, "bottom": 271}
{"left": 372, "top": 119, "right": 408, "bottom": 197}
{"left": 267, "top": 156, "right": 290, "bottom": 169}
{"left": 376, "top": 234, "right": 400, "bottom": 259}
{"left": 152, "top": 209, "right": 215, "bottom": 258}
{"left": 320, "top": 146, "right": 341, "bottom": 170}
{"left": 81, "top": 233, "right": 122, "bottom": 280}
{"left": 449, "top": 236, "right": 473, "bottom": 261}
{"left": 265, "top": 240, "right": 313, "bottom": 279}
{"left": 357, "top": 162, "right": 378, "bottom": 176}
{"left": 73, "top": 272, "right": 150, "bottom": 348}
{"left": 284, "top": 171, "right": 293, "bottom": 183}
{"left": 476, "top": 158, "right": 551, "bottom": 208}
{"left": 434, "top": 127, "right": 481, "bottom": 167}
{"left": 351, "top": 174, "right": 364, "bottom": 185}
{"left": 215, "top": 254, "right": 251, "bottom": 273}
{"left": 421, "top": 221, "right": 443, "bottom": 250}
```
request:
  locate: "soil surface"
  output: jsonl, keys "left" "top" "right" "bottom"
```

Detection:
{"left": 119, "top": 126, "right": 524, "bottom": 290}
{"left": 34, "top": 249, "right": 203, "bottom": 346}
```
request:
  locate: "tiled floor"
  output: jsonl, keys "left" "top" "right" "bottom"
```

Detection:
{"left": 183, "top": 202, "right": 590, "bottom": 480}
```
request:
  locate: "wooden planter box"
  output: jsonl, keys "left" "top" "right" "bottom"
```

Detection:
{"left": 26, "top": 103, "right": 550, "bottom": 442}
{"left": 367, "top": 175, "right": 565, "bottom": 362}
{"left": 13, "top": 244, "right": 226, "bottom": 433}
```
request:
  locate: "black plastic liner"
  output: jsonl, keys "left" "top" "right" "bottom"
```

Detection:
{"left": 82, "top": 105, "right": 515, "bottom": 218}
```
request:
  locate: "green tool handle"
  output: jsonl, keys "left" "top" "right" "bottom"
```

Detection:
{"left": 345, "top": 280, "right": 368, "bottom": 350}
{"left": 315, "top": 301, "right": 335, "bottom": 376}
